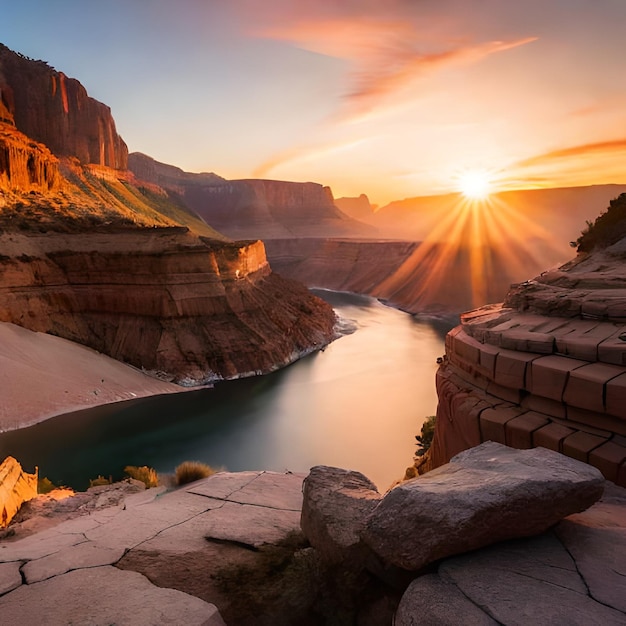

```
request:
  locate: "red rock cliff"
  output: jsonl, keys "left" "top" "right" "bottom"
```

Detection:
{"left": 0, "top": 44, "right": 127, "bottom": 169}
{"left": 0, "top": 230, "right": 336, "bottom": 384}
{"left": 128, "top": 152, "right": 376, "bottom": 239}
{"left": 423, "top": 199, "right": 626, "bottom": 486}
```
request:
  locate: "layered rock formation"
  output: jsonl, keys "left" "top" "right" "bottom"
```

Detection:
{"left": 0, "top": 43, "right": 337, "bottom": 388}
{"left": 0, "top": 230, "right": 336, "bottom": 384}
{"left": 0, "top": 124, "right": 61, "bottom": 194}
{"left": 0, "top": 44, "right": 127, "bottom": 168}
{"left": 264, "top": 238, "right": 419, "bottom": 297}
{"left": 0, "top": 457, "right": 37, "bottom": 528}
{"left": 425, "top": 196, "right": 626, "bottom": 485}
{"left": 129, "top": 152, "right": 376, "bottom": 239}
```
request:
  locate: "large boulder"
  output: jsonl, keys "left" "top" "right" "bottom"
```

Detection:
{"left": 300, "top": 466, "right": 381, "bottom": 567}
{"left": 362, "top": 441, "right": 604, "bottom": 571}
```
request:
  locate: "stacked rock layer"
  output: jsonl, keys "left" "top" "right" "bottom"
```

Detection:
{"left": 429, "top": 238, "right": 626, "bottom": 486}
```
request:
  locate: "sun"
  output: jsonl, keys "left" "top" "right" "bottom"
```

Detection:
{"left": 458, "top": 170, "right": 493, "bottom": 200}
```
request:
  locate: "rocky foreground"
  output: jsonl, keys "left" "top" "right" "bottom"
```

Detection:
{"left": 0, "top": 443, "right": 624, "bottom": 625}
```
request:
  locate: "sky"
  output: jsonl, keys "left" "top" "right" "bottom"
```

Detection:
{"left": 1, "top": 0, "right": 625, "bottom": 205}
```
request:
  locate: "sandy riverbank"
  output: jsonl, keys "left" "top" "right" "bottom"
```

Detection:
{"left": 0, "top": 322, "right": 185, "bottom": 433}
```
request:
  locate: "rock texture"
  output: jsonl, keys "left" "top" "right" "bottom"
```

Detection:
{"left": 300, "top": 466, "right": 381, "bottom": 567}
{"left": 0, "top": 44, "right": 127, "bottom": 168}
{"left": 0, "top": 457, "right": 37, "bottom": 528}
{"left": 0, "top": 123, "right": 61, "bottom": 193}
{"left": 129, "top": 152, "right": 376, "bottom": 239}
{"left": 1, "top": 468, "right": 624, "bottom": 624}
{"left": 395, "top": 484, "right": 626, "bottom": 626}
{"left": 264, "top": 238, "right": 419, "bottom": 297}
{"left": 363, "top": 442, "right": 604, "bottom": 572}
{"left": 0, "top": 471, "right": 304, "bottom": 625}
{"left": 425, "top": 205, "right": 626, "bottom": 484}
{"left": 0, "top": 230, "right": 336, "bottom": 384}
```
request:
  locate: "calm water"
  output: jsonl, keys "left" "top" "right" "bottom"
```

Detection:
{"left": 0, "top": 291, "right": 452, "bottom": 491}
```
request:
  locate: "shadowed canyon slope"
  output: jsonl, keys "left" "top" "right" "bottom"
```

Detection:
{"left": 0, "top": 43, "right": 336, "bottom": 387}
{"left": 128, "top": 152, "right": 376, "bottom": 239}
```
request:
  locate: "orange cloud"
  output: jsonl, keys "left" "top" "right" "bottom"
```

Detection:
{"left": 256, "top": 15, "right": 537, "bottom": 117}
{"left": 344, "top": 37, "right": 537, "bottom": 114}
{"left": 253, "top": 138, "right": 368, "bottom": 178}
{"left": 516, "top": 139, "right": 626, "bottom": 168}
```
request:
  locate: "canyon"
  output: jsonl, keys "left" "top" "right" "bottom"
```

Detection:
{"left": 0, "top": 38, "right": 625, "bottom": 625}
{"left": 128, "top": 152, "right": 376, "bottom": 240}
{"left": 0, "top": 43, "right": 336, "bottom": 392}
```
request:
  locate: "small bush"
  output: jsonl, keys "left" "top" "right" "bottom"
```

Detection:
{"left": 174, "top": 461, "right": 215, "bottom": 486}
{"left": 89, "top": 475, "right": 112, "bottom": 488}
{"left": 37, "top": 477, "right": 56, "bottom": 494}
{"left": 573, "top": 193, "right": 626, "bottom": 252}
{"left": 124, "top": 465, "right": 159, "bottom": 488}
{"left": 415, "top": 415, "right": 436, "bottom": 457}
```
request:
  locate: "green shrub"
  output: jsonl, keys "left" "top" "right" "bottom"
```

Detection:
{"left": 572, "top": 193, "right": 626, "bottom": 252}
{"left": 415, "top": 415, "right": 436, "bottom": 457}
{"left": 124, "top": 465, "right": 159, "bottom": 488}
{"left": 174, "top": 461, "right": 215, "bottom": 486}
{"left": 89, "top": 475, "right": 112, "bottom": 488}
{"left": 37, "top": 476, "right": 56, "bottom": 494}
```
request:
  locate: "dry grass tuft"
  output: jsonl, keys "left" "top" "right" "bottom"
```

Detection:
{"left": 174, "top": 461, "right": 215, "bottom": 486}
{"left": 124, "top": 465, "right": 159, "bottom": 488}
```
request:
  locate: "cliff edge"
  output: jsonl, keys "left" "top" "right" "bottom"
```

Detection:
{"left": 423, "top": 194, "right": 626, "bottom": 486}
{"left": 0, "top": 43, "right": 337, "bottom": 388}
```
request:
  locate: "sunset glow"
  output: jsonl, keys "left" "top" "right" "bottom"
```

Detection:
{"left": 1, "top": 2, "right": 625, "bottom": 204}
{"left": 458, "top": 171, "right": 493, "bottom": 200}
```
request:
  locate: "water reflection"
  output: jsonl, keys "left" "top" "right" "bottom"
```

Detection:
{"left": 0, "top": 291, "right": 452, "bottom": 490}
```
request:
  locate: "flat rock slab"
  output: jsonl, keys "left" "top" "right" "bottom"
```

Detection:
{"left": 22, "top": 541, "right": 126, "bottom": 583}
{"left": 438, "top": 533, "right": 626, "bottom": 625}
{"left": 0, "top": 565, "right": 225, "bottom": 625}
{"left": 187, "top": 470, "right": 305, "bottom": 510}
{"left": 556, "top": 498, "right": 626, "bottom": 613}
{"left": 395, "top": 573, "right": 499, "bottom": 626}
{"left": 0, "top": 561, "right": 22, "bottom": 595}
{"left": 204, "top": 501, "right": 301, "bottom": 548}
{"left": 362, "top": 441, "right": 604, "bottom": 570}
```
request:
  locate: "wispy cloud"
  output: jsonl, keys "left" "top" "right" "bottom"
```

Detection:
{"left": 252, "top": 138, "right": 369, "bottom": 178}
{"left": 256, "top": 14, "right": 537, "bottom": 118}
{"left": 516, "top": 138, "right": 626, "bottom": 168}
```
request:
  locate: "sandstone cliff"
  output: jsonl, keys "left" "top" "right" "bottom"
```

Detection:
{"left": 423, "top": 194, "right": 626, "bottom": 486}
{"left": 0, "top": 44, "right": 127, "bottom": 168}
{"left": 128, "top": 152, "right": 376, "bottom": 239}
{"left": 0, "top": 230, "right": 336, "bottom": 384}
{"left": 264, "top": 238, "right": 419, "bottom": 297}
{"left": 0, "top": 43, "right": 337, "bottom": 387}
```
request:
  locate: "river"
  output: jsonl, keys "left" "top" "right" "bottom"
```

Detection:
{"left": 0, "top": 290, "right": 453, "bottom": 491}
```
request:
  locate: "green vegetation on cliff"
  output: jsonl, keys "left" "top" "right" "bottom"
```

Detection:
{"left": 573, "top": 193, "right": 626, "bottom": 252}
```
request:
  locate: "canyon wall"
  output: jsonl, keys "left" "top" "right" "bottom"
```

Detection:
{"left": 0, "top": 230, "right": 336, "bottom": 384}
{"left": 0, "top": 44, "right": 127, "bottom": 169}
{"left": 128, "top": 153, "right": 376, "bottom": 239}
{"left": 0, "top": 123, "right": 62, "bottom": 194}
{"left": 426, "top": 224, "right": 626, "bottom": 486}
{"left": 0, "top": 43, "right": 337, "bottom": 387}
{"left": 264, "top": 238, "right": 419, "bottom": 296}
{"left": 265, "top": 238, "right": 521, "bottom": 317}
